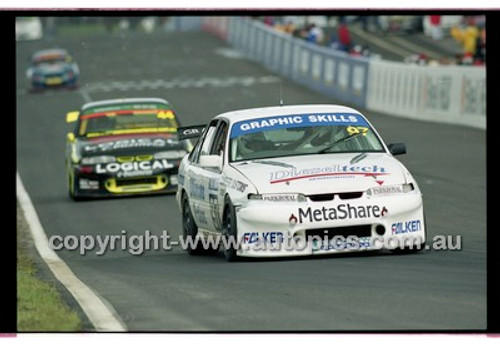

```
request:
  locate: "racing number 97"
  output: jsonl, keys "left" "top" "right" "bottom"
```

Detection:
{"left": 347, "top": 126, "right": 369, "bottom": 136}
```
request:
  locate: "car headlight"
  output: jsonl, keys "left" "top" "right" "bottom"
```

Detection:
{"left": 248, "top": 193, "right": 307, "bottom": 202}
{"left": 154, "top": 150, "right": 187, "bottom": 159}
{"left": 80, "top": 155, "right": 116, "bottom": 165}
{"left": 366, "top": 183, "right": 414, "bottom": 197}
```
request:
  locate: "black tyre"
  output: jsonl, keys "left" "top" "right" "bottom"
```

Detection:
{"left": 68, "top": 169, "right": 81, "bottom": 201}
{"left": 222, "top": 200, "right": 238, "bottom": 262}
{"left": 182, "top": 196, "right": 203, "bottom": 255}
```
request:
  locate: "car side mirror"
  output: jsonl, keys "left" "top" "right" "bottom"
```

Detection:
{"left": 66, "top": 111, "right": 79, "bottom": 123}
{"left": 387, "top": 143, "right": 406, "bottom": 156}
{"left": 199, "top": 154, "right": 222, "bottom": 171}
{"left": 67, "top": 132, "right": 75, "bottom": 142}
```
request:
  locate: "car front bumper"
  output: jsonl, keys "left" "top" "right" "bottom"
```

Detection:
{"left": 234, "top": 193, "right": 425, "bottom": 257}
{"left": 32, "top": 74, "right": 78, "bottom": 88}
{"left": 71, "top": 167, "right": 179, "bottom": 198}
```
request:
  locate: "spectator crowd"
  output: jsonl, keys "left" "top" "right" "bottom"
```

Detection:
{"left": 256, "top": 15, "right": 486, "bottom": 67}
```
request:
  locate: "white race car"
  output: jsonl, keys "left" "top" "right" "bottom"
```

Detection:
{"left": 176, "top": 104, "right": 426, "bottom": 261}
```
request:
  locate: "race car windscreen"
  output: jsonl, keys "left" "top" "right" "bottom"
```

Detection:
{"left": 33, "top": 54, "right": 72, "bottom": 67}
{"left": 229, "top": 113, "right": 385, "bottom": 162}
{"left": 77, "top": 103, "right": 178, "bottom": 137}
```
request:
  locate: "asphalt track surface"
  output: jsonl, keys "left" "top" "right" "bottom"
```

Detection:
{"left": 16, "top": 29, "right": 486, "bottom": 331}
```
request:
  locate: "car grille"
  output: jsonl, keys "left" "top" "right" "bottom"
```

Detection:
{"left": 115, "top": 177, "right": 158, "bottom": 187}
{"left": 306, "top": 225, "right": 372, "bottom": 239}
{"left": 308, "top": 192, "right": 363, "bottom": 202}
{"left": 117, "top": 155, "right": 153, "bottom": 163}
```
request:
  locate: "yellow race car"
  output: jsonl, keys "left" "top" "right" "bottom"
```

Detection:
{"left": 65, "top": 98, "right": 191, "bottom": 200}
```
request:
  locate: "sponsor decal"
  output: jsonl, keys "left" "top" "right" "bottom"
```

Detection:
{"left": 35, "top": 53, "right": 66, "bottom": 62}
{"left": 117, "top": 169, "right": 153, "bottom": 178}
{"left": 297, "top": 204, "right": 384, "bottom": 223}
{"left": 84, "top": 138, "right": 177, "bottom": 152}
{"left": 243, "top": 232, "right": 284, "bottom": 244}
{"left": 188, "top": 176, "right": 205, "bottom": 200}
{"left": 208, "top": 178, "right": 222, "bottom": 230}
{"left": 170, "top": 175, "right": 178, "bottom": 185}
{"left": 223, "top": 176, "right": 248, "bottom": 192}
{"left": 367, "top": 185, "right": 403, "bottom": 196}
{"left": 178, "top": 171, "right": 185, "bottom": 186}
{"left": 95, "top": 160, "right": 173, "bottom": 176}
{"left": 269, "top": 164, "right": 388, "bottom": 184}
{"left": 218, "top": 181, "right": 227, "bottom": 197}
{"left": 261, "top": 194, "right": 299, "bottom": 201}
{"left": 230, "top": 113, "right": 369, "bottom": 138}
{"left": 177, "top": 125, "right": 206, "bottom": 140}
{"left": 46, "top": 77, "right": 63, "bottom": 85}
{"left": 83, "top": 103, "right": 169, "bottom": 115}
{"left": 192, "top": 203, "right": 208, "bottom": 225}
{"left": 381, "top": 206, "right": 388, "bottom": 217}
{"left": 79, "top": 179, "right": 99, "bottom": 190}
{"left": 312, "top": 236, "right": 371, "bottom": 252}
{"left": 391, "top": 220, "right": 421, "bottom": 235}
{"left": 83, "top": 109, "right": 169, "bottom": 119}
{"left": 154, "top": 150, "right": 187, "bottom": 159}
{"left": 209, "top": 178, "right": 219, "bottom": 191}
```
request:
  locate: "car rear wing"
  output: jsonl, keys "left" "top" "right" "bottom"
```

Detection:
{"left": 177, "top": 125, "right": 206, "bottom": 140}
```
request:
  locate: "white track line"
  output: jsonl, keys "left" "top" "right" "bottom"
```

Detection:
{"left": 16, "top": 172, "right": 127, "bottom": 331}
{"left": 78, "top": 87, "right": 93, "bottom": 103}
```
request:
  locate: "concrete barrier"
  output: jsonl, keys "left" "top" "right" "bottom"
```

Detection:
{"left": 366, "top": 60, "right": 486, "bottom": 129}
{"left": 164, "top": 17, "right": 203, "bottom": 31}
{"left": 203, "top": 16, "right": 486, "bottom": 130}
{"left": 226, "top": 18, "right": 370, "bottom": 108}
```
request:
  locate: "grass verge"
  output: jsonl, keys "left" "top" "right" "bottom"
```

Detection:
{"left": 17, "top": 202, "right": 82, "bottom": 332}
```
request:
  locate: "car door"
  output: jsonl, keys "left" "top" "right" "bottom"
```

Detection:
{"left": 204, "top": 120, "right": 229, "bottom": 232}
{"left": 187, "top": 119, "right": 227, "bottom": 232}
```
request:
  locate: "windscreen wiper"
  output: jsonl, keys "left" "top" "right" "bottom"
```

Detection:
{"left": 249, "top": 160, "right": 295, "bottom": 168}
{"left": 318, "top": 133, "right": 363, "bottom": 154}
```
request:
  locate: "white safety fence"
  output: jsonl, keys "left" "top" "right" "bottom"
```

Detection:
{"left": 366, "top": 60, "right": 486, "bottom": 129}
{"left": 201, "top": 16, "right": 486, "bottom": 130}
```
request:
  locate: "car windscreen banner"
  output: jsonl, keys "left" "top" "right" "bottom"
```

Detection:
{"left": 230, "top": 113, "right": 369, "bottom": 138}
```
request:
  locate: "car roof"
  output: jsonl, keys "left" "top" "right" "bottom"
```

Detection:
{"left": 81, "top": 98, "right": 170, "bottom": 111}
{"left": 216, "top": 104, "right": 366, "bottom": 124}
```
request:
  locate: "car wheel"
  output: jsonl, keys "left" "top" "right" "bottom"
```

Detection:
{"left": 66, "top": 80, "right": 78, "bottom": 90}
{"left": 68, "top": 169, "right": 81, "bottom": 201}
{"left": 222, "top": 200, "right": 238, "bottom": 262}
{"left": 30, "top": 84, "right": 43, "bottom": 93}
{"left": 182, "top": 196, "right": 203, "bottom": 255}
